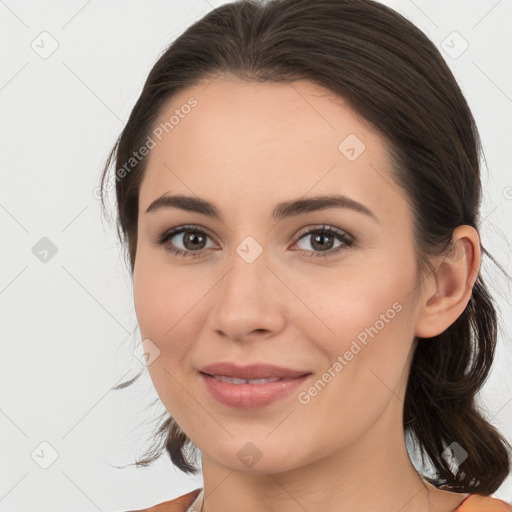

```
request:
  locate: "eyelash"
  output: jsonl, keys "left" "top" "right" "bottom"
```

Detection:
{"left": 154, "top": 224, "right": 355, "bottom": 259}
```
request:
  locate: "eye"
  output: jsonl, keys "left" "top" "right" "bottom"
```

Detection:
{"left": 155, "top": 225, "right": 217, "bottom": 258}
{"left": 154, "top": 224, "right": 355, "bottom": 259}
{"left": 292, "top": 225, "right": 354, "bottom": 258}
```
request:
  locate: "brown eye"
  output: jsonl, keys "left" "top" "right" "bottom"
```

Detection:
{"left": 294, "top": 225, "right": 354, "bottom": 258}
{"left": 179, "top": 231, "right": 208, "bottom": 250}
{"left": 155, "top": 224, "right": 354, "bottom": 259}
{"left": 155, "top": 226, "right": 216, "bottom": 258}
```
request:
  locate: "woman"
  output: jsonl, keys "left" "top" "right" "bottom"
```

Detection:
{"left": 99, "top": 0, "right": 512, "bottom": 511}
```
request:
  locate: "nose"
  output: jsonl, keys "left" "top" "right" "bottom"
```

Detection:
{"left": 205, "top": 247, "right": 286, "bottom": 342}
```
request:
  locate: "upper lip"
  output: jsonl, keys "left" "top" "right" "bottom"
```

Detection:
{"left": 199, "top": 362, "right": 311, "bottom": 380}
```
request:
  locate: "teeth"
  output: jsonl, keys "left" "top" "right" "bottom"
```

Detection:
{"left": 212, "top": 375, "right": 282, "bottom": 384}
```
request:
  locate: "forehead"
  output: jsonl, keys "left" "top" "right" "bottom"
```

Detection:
{"left": 138, "top": 76, "right": 402, "bottom": 224}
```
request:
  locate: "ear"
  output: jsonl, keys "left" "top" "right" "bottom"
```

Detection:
{"left": 414, "top": 225, "right": 481, "bottom": 339}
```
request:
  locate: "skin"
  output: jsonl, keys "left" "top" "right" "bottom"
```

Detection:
{"left": 133, "top": 75, "right": 480, "bottom": 512}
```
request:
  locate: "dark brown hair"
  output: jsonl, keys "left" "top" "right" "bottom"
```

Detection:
{"left": 100, "top": 0, "right": 511, "bottom": 494}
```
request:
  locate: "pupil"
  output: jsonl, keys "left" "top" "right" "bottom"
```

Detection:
{"left": 313, "top": 233, "right": 332, "bottom": 251}
{"left": 186, "top": 232, "right": 204, "bottom": 249}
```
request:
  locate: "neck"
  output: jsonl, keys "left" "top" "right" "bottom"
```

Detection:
{"left": 200, "top": 397, "right": 437, "bottom": 512}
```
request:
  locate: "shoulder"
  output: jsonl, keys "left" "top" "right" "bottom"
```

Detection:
{"left": 123, "top": 488, "right": 202, "bottom": 512}
{"left": 455, "top": 494, "right": 512, "bottom": 512}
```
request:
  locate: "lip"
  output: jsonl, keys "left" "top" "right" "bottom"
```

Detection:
{"left": 198, "top": 362, "right": 313, "bottom": 409}
{"left": 199, "top": 372, "right": 312, "bottom": 409}
{"left": 199, "top": 362, "right": 311, "bottom": 380}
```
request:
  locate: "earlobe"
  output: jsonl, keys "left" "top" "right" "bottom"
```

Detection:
{"left": 414, "top": 226, "right": 480, "bottom": 339}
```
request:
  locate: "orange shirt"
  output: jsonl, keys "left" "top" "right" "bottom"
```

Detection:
{"left": 455, "top": 494, "right": 512, "bottom": 511}
{"left": 127, "top": 488, "right": 512, "bottom": 512}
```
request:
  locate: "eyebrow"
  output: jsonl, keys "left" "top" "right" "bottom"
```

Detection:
{"left": 145, "top": 193, "right": 379, "bottom": 223}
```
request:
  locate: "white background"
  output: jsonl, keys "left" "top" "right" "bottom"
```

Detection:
{"left": 0, "top": 1, "right": 511, "bottom": 510}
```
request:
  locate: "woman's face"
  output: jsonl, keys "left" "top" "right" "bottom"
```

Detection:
{"left": 133, "top": 76, "right": 427, "bottom": 473}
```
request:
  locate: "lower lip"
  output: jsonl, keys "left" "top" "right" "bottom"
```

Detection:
{"left": 199, "top": 372, "right": 312, "bottom": 409}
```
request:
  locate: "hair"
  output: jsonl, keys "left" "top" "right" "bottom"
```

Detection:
{"left": 100, "top": 0, "right": 511, "bottom": 495}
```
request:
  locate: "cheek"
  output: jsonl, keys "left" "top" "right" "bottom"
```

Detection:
{"left": 133, "top": 265, "right": 165, "bottom": 342}
{"left": 132, "top": 251, "right": 205, "bottom": 407}
{"left": 291, "top": 303, "right": 414, "bottom": 455}
{"left": 299, "top": 247, "right": 416, "bottom": 362}
{"left": 293, "top": 254, "right": 417, "bottom": 435}
{"left": 294, "top": 253, "right": 415, "bottom": 345}
{"left": 133, "top": 247, "right": 193, "bottom": 341}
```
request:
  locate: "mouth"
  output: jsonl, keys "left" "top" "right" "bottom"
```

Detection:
{"left": 198, "top": 361, "right": 312, "bottom": 381}
{"left": 198, "top": 371, "right": 313, "bottom": 409}
{"left": 199, "top": 372, "right": 307, "bottom": 384}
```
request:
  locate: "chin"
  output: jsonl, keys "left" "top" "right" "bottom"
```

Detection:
{"left": 203, "top": 437, "right": 310, "bottom": 475}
